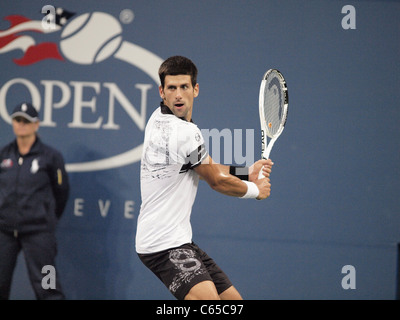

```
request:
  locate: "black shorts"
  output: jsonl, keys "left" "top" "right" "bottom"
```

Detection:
{"left": 138, "top": 242, "right": 233, "bottom": 300}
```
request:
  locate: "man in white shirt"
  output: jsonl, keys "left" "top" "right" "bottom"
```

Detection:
{"left": 136, "top": 56, "right": 273, "bottom": 300}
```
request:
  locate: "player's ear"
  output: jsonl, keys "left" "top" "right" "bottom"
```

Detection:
{"left": 159, "top": 85, "right": 165, "bottom": 100}
{"left": 193, "top": 83, "right": 199, "bottom": 98}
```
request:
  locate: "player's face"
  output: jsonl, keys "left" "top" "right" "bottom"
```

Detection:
{"left": 159, "top": 75, "right": 199, "bottom": 122}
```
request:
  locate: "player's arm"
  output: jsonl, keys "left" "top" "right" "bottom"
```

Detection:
{"left": 194, "top": 155, "right": 272, "bottom": 200}
{"left": 201, "top": 159, "right": 272, "bottom": 181}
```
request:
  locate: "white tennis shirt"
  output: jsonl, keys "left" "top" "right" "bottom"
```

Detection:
{"left": 135, "top": 105, "right": 208, "bottom": 254}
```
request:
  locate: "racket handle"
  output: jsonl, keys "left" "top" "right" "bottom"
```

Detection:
{"left": 257, "top": 155, "right": 269, "bottom": 179}
{"left": 258, "top": 137, "right": 274, "bottom": 179}
{"left": 258, "top": 166, "right": 265, "bottom": 179}
{"left": 258, "top": 147, "right": 271, "bottom": 179}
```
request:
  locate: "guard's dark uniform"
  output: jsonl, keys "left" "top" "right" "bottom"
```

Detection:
{"left": 0, "top": 137, "right": 69, "bottom": 299}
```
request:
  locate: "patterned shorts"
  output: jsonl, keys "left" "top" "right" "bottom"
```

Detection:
{"left": 138, "top": 242, "right": 233, "bottom": 300}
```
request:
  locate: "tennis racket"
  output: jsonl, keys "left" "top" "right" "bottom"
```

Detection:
{"left": 258, "top": 69, "right": 289, "bottom": 178}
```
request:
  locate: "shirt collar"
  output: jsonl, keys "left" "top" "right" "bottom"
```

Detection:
{"left": 159, "top": 101, "right": 194, "bottom": 123}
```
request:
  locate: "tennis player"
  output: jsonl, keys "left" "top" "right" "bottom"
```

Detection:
{"left": 136, "top": 56, "right": 273, "bottom": 300}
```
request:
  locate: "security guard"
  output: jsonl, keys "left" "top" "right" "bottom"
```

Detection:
{"left": 0, "top": 102, "right": 69, "bottom": 300}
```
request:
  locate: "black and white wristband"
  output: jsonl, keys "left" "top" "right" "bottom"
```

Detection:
{"left": 240, "top": 181, "right": 259, "bottom": 199}
{"left": 229, "top": 165, "right": 249, "bottom": 180}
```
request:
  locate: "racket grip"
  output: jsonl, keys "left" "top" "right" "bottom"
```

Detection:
{"left": 258, "top": 154, "right": 269, "bottom": 179}
{"left": 258, "top": 167, "right": 265, "bottom": 179}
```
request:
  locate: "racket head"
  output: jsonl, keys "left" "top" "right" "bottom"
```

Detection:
{"left": 259, "top": 69, "right": 289, "bottom": 159}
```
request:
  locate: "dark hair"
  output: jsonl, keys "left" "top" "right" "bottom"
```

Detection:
{"left": 158, "top": 56, "right": 198, "bottom": 88}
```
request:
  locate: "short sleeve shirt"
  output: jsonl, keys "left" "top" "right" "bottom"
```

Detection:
{"left": 135, "top": 105, "right": 208, "bottom": 253}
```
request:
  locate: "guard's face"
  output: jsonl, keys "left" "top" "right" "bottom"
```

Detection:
{"left": 12, "top": 117, "right": 39, "bottom": 138}
{"left": 159, "top": 75, "right": 199, "bottom": 122}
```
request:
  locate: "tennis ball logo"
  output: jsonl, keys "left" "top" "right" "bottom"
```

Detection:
{"left": 60, "top": 12, "right": 122, "bottom": 64}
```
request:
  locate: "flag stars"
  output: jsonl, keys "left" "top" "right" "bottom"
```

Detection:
{"left": 59, "top": 17, "right": 67, "bottom": 26}
{"left": 54, "top": 8, "right": 75, "bottom": 26}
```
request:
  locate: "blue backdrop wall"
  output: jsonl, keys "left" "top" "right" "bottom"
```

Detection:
{"left": 0, "top": 0, "right": 399, "bottom": 299}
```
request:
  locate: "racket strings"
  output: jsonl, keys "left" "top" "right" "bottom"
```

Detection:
{"left": 264, "top": 76, "right": 283, "bottom": 137}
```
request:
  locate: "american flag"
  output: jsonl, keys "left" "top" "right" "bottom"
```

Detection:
{"left": 0, "top": 8, "right": 75, "bottom": 66}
